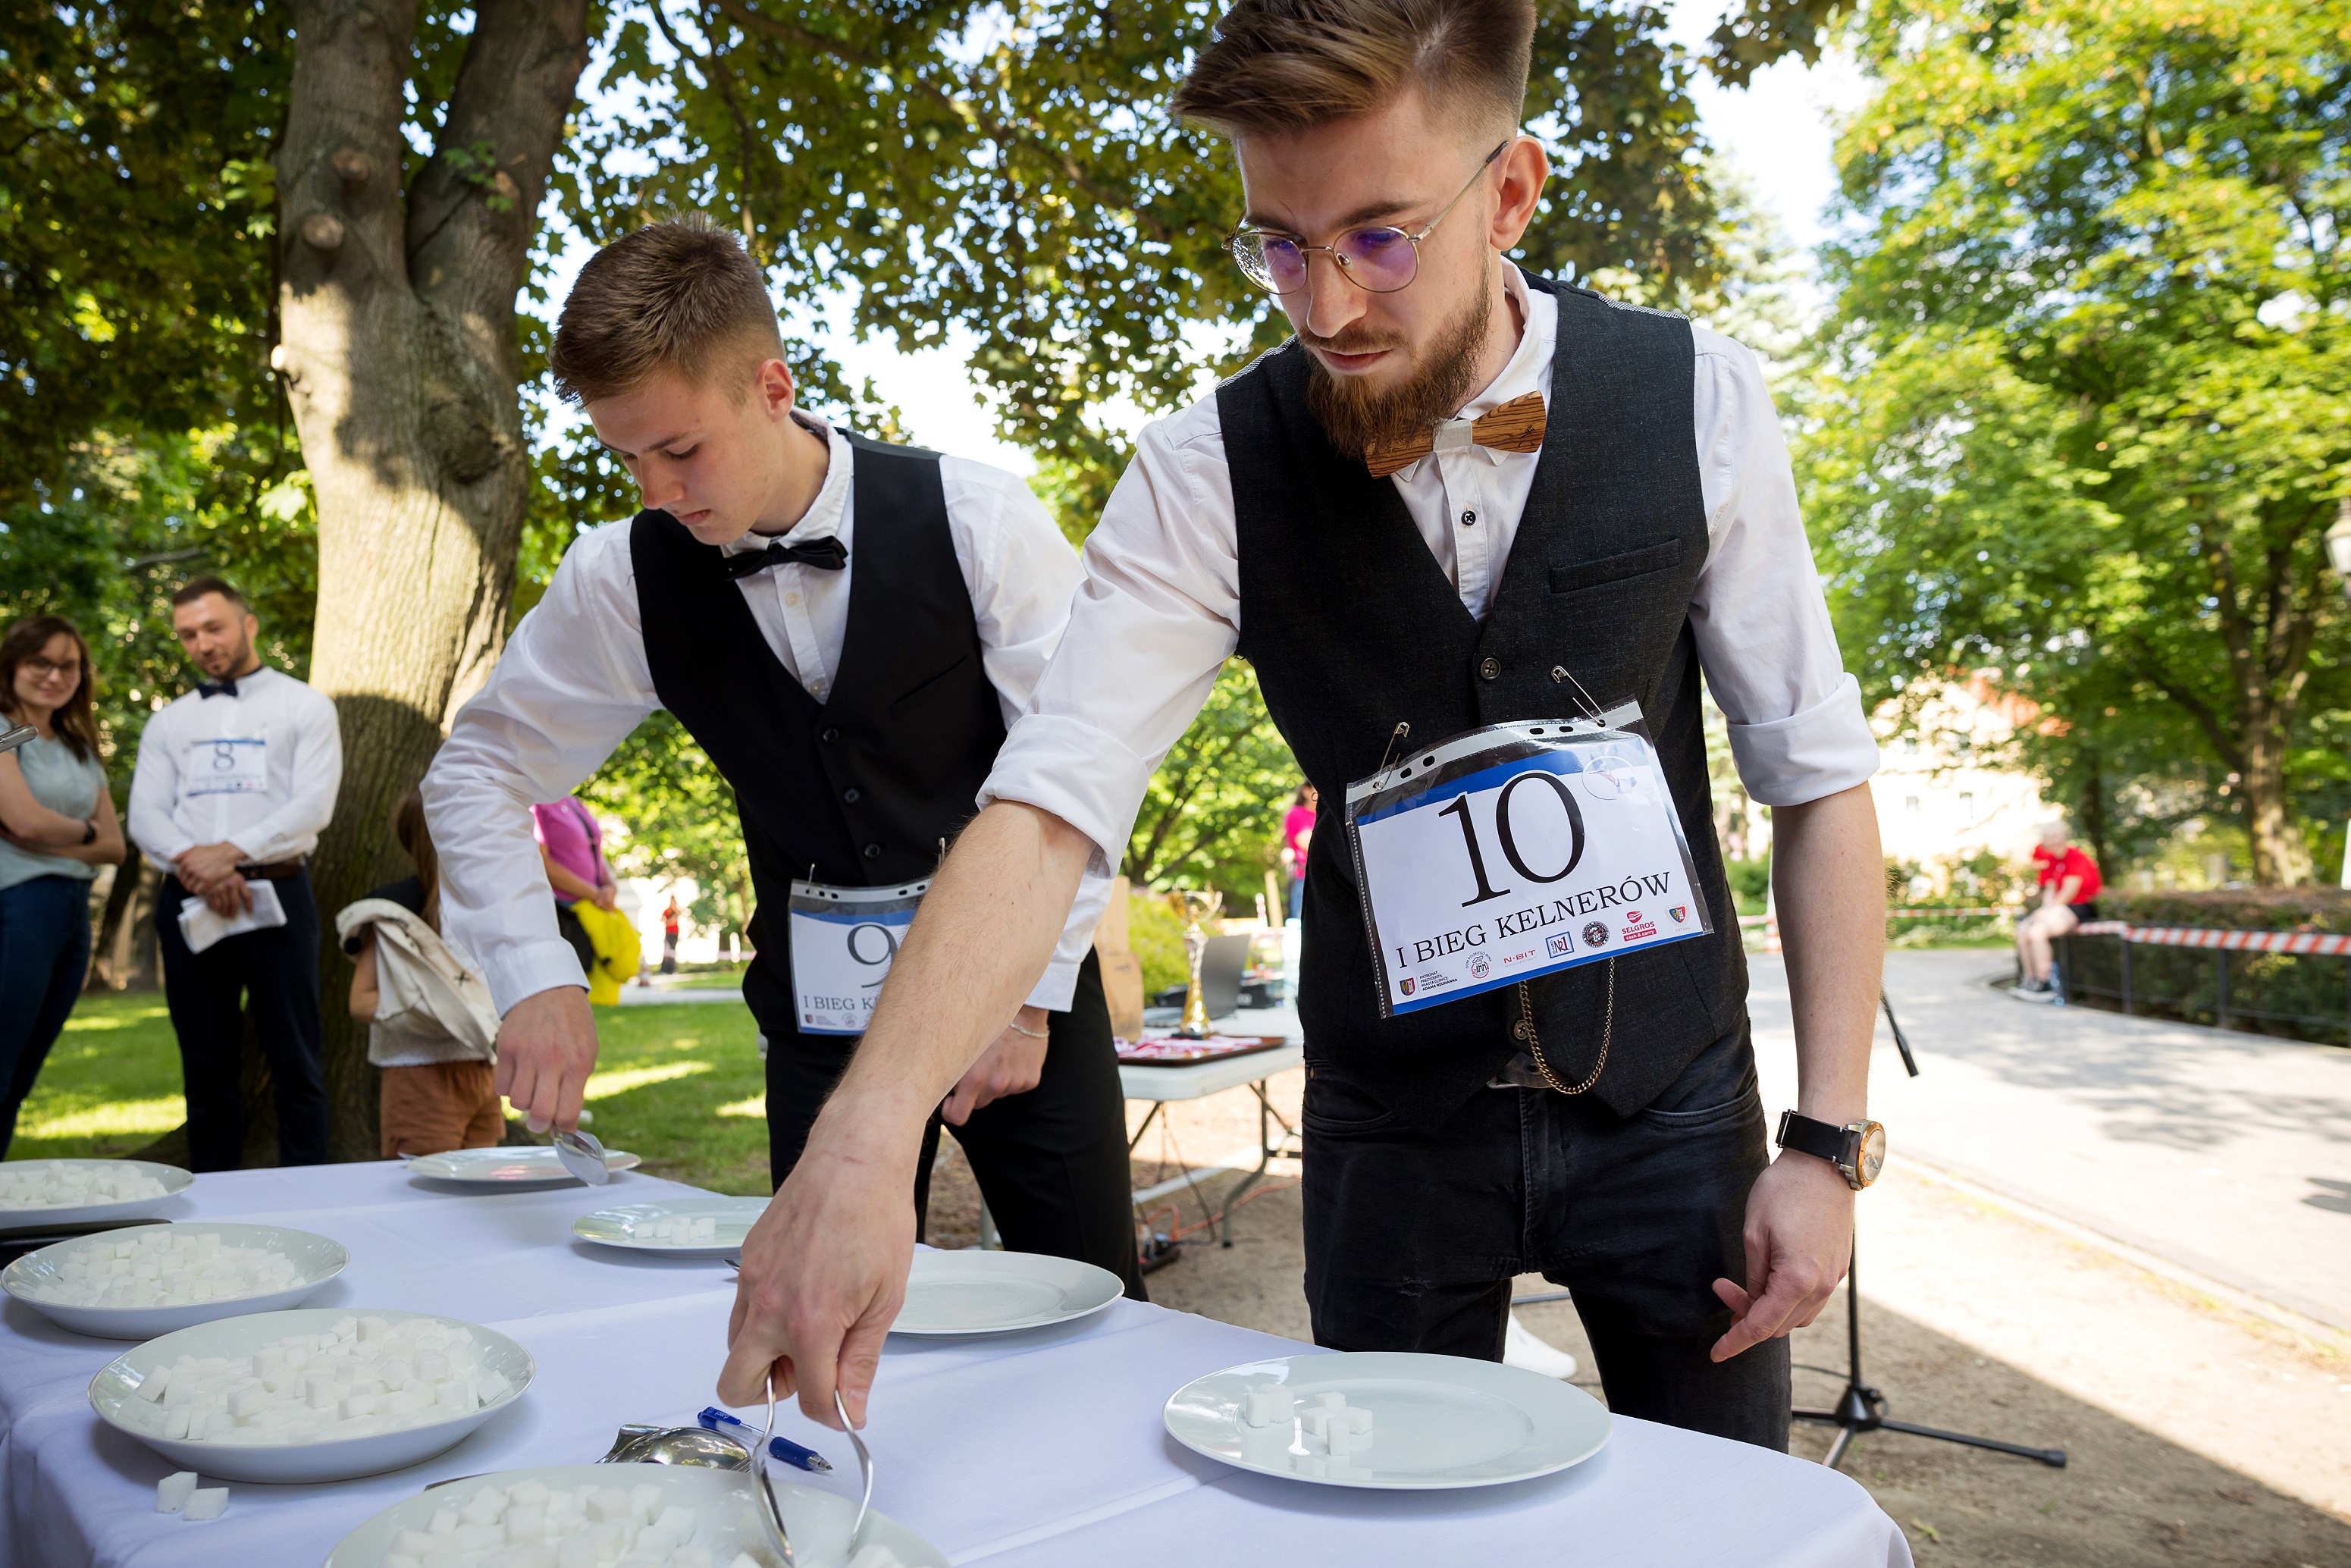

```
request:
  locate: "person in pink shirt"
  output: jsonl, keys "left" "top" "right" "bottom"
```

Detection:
{"left": 532, "top": 796, "right": 615, "bottom": 974}
{"left": 1280, "top": 782, "right": 1317, "bottom": 921}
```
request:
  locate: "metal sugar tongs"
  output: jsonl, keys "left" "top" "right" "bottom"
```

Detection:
{"left": 835, "top": 1388, "right": 873, "bottom": 1556}
{"left": 755, "top": 1375, "right": 798, "bottom": 1566}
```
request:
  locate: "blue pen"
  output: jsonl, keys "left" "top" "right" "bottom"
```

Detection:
{"left": 698, "top": 1406, "right": 834, "bottom": 1473}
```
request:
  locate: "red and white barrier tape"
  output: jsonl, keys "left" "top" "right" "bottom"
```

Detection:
{"left": 2071, "top": 920, "right": 2351, "bottom": 956}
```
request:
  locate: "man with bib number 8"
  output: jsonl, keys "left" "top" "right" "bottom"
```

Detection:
{"left": 727, "top": 0, "right": 1888, "bottom": 1449}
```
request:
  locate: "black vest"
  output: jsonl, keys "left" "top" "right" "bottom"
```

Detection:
{"left": 1223, "top": 277, "right": 1746, "bottom": 1125}
{"left": 631, "top": 435, "right": 1007, "bottom": 1027}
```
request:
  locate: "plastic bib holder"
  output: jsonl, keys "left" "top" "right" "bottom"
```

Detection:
{"left": 785, "top": 878, "right": 928, "bottom": 1036}
{"left": 1344, "top": 703, "right": 1713, "bottom": 1018}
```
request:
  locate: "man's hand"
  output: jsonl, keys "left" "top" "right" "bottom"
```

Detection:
{"left": 176, "top": 841, "right": 247, "bottom": 895}
{"left": 941, "top": 1007, "right": 1051, "bottom": 1126}
{"left": 1710, "top": 1152, "right": 1854, "bottom": 1362}
{"left": 202, "top": 872, "right": 252, "bottom": 918}
{"left": 495, "top": 986, "right": 599, "bottom": 1133}
{"left": 721, "top": 1131, "right": 917, "bottom": 1428}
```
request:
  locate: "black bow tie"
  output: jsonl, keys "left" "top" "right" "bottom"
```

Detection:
{"left": 722, "top": 535, "right": 849, "bottom": 578}
{"left": 197, "top": 679, "right": 240, "bottom": 700}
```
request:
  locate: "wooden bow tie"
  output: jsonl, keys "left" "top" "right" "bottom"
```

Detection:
{"left": 1363, "top": 391, "right": 1547, "bottom": 478}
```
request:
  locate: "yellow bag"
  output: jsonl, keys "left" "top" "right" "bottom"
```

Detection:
{"left": 569, "top": 901, "right": 643, "bottom": 1007}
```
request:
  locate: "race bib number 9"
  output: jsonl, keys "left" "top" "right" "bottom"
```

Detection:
{"left": 1344, "top": 707, "right": 1713, "bottom": 1016}
{"left": 787, "top": 878, "right": 929, "bottom": 1036}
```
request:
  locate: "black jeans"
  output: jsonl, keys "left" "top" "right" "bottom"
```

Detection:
{"left": 757, "top": 949, "right": 1144, "bottom": 1300}
{"left": 155, "top": 872, "right": 329, "bottom": 1171}
{"left": 1300, "top": 1018, "right": 1790, "bottom": 1450}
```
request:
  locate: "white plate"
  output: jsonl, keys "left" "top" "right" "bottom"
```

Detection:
{"left": 1163, "top": 1350, "right": 1612, "bottom": 1489}
{"left": 321, "top": 1462, "right": 947, "bottom": 1568}
{"left": 407, "top": 1146, "right": 641, "bottom": 1186}
{"left": 0, "top": 1159, "right": 194, "bottom": 1226}
{"left": 89, "top": 1307, "right": 534, "bottom": 1484}
{"left": 886, "top": 1249, "right": 1124, "bottom": 1337}
{"left": 572, "top": 1196, "right": 768, "bottom": 1257}
{"left": 3, "top": 1221, "right": 348, "bottom": 1339}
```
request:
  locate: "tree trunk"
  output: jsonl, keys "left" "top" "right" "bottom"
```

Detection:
{"left": 276, "top": 0, "right": 589, "bottom": 1159}
{"left": 2240, "top": 719, "right": 2313, "bottom": 887}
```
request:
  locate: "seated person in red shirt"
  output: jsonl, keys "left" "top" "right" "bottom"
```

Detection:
{"left": 2015, "top": 820, "right": 2102, "bottom": 997}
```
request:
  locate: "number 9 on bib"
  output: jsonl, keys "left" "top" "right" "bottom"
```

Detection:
{"left": 1343, "top": 704, "right": 1713, "bottom": 1016}
{"left": 787, "top": 878, "right": 929, "bottom": 1035}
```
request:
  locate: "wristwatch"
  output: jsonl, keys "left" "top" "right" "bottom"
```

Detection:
{"left": 80, "top": 817, "right": 97, "bottom": 846}
{"left": 1776, "top": 1110, "right": 1886, "bottom": 1191}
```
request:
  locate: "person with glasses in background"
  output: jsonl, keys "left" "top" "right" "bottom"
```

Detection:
{"left": 722, "top": 0, "right": 1889, "bottom": 1451}
{"left": 0, "top": 615, "right": 126, "bottom": 1156}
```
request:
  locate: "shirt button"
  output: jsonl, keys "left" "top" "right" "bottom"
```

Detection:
{"left": 1479, "top": 657, "right": 1501, "bottom": 681}
{"left": 820, "top": 727, "right": 839, "bottom": 743}
{"left": 842, "top": 788, "right": 860, "bottom": 804}
{"left": 863, "top": 842, "right": 882, "bottom": 860}
{"left": 785, "top": 591, "right": 801, "bottom": 607}
{"left": 1460, "top": 510, "right": 1477, "bottom": 528}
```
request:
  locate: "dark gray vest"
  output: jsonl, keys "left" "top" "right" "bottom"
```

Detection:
{"left": 1222, "top": 276, "right": 1746, "bottom": 1126}
{"left": 630, "top": 434, "right": 1006, "bottom": 1036}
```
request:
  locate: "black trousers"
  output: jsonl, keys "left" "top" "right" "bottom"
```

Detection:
{"left": 757, "top": 948, "right": 1144, "bottom": 1300}
{"left": 155, "top": 872, "right": 330, "bottom": 1171}
{"left": 1300, "top": 1018, "right": 1791, "bottom": 1450}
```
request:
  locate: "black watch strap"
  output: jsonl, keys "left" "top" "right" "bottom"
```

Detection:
{"left": 80, "top": 817, "right": 97, "bottom": 845}
{"left": 1776, "top": 1109, "right": 1847, "bottom": 1167}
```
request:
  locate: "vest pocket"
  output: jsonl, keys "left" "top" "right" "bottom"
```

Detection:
{"left": 1547, "top": 538, "right": 1684, "bottom": 596}
{"left": 889, "top": 653, "right": 973, "bottom": 713}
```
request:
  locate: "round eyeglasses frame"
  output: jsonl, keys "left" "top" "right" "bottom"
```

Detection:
{"left": 1228, "top": 140, "right": 1512, "bottom": 297}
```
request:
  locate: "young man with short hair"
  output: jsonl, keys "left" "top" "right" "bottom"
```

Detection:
{"left": 129, "top": 577, "right": 343, "bottom": 1169}
{"left": 726, "top": 0, "right": 1888, "bottom": 1449}
{"left": 422, "top": 218, "right": 1140, "bottom": 1295}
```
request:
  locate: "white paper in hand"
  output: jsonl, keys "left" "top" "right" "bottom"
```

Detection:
{"left": 177, "top": 878, "right": 287, "bottom": 955}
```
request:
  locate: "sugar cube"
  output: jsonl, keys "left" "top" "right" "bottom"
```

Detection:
{"left": 181, "top": 1487, "right": 227, "bottom": 1521}
{"left": 156, "top": 1471, "right": 199, "bottom": 1513}
{"left": 1242, "top": 1384, "right": 1294, "bottom": 1428}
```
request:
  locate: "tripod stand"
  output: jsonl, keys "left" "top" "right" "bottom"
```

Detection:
{"left": 1791, "top": 994, "right": 2068, "bottom": 1472}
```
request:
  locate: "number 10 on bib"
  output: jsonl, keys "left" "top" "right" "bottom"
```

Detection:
{"left": 1343, "top": 706, "right": 1713, "bottom": 1017}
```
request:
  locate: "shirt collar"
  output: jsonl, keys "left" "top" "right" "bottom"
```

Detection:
{"left": 1387, "top": 262, "right": 1556, "bottom": 481}
{"left": 722, "top": 413, "right": 854, "bottom": 557}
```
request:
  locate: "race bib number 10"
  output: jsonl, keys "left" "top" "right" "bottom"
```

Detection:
{"left": 786, "top": 878, "right": 928, "bottom": 1036}
{"left": 1344, "top": 706, "right": 1713, "bottom": 1017}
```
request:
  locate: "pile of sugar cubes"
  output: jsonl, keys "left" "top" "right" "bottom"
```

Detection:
{"left": 1240, "top": 1385, "right": 1375, "bottom": 1477}
{"left": 363, "top": 1478, "right": 912, "bottom": 1568}
{"left": 0, "top": 1161, "right": 168, "bottom": 1209}
{"left": 641, "top": 1215, "right": 720, "bottom": 1245}
{"left": 155, "top": 1470, "right": 227, "bottom": 1520}
{"left": 24, "top": 1228, "right": 308, "bottom": 1309}
{"left": 111, "top": 1315, "right": 512, "bottom": 1445}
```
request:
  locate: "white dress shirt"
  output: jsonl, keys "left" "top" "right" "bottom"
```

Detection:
{"left": 128, "top": 665, "right": 343, "bottom": 874}
{"left": 982, "top": 265, "right": 1879, "bottom": 872}
{"left": 425, "top": 416, "right": 1111, "bottom": 1019}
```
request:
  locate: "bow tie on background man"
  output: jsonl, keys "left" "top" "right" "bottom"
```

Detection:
{"left": 196, "top": 679, "right": 240, "bottom": 700}
{"left": 721, "top": 535, "right": 850, "bottom": 578}
{"left": 1363, "top": 390, "right": 1547, "bottom": 479}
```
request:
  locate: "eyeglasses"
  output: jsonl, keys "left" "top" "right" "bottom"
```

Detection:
{"left": 1229, "top": 140, "right": 1511, "bottom": 297}
{"left": 20, "top": 657, "right": 81, "bottom": 682}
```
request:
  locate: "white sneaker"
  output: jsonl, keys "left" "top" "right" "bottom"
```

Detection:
{"left": 2007, "top": 983, "right": 2056, "bottom": 1003}
{"left": 1503, "top": 1312, "right": 1579, "bottom": 1379}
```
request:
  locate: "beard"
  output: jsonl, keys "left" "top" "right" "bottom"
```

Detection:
{"left": 1303, "top": 262, "right": 1494, "bottom": 462}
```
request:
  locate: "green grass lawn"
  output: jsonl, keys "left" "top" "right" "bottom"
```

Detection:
{"left": 9, "top": 994, "right": 774, "bottom": 1196}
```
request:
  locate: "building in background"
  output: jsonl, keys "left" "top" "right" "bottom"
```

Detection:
{"left": 1870, "top": 676, "right": 2049, "bottom": 898}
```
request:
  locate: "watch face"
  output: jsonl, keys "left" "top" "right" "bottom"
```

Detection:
{"left": 1854, "top": 1122, "right": 1886, "bottom": 1187}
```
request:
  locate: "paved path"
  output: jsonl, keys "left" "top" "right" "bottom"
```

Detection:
{"left": 1748, "top": 949, "right": 2351, "bottom": 1329}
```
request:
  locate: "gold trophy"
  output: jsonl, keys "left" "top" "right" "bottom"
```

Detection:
{"left": 1174, "top": 889, "right": 1224, "bottom": 1038}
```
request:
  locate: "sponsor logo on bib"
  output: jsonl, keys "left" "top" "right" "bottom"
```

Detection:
{"left": 1581, "top": 920, "right": 1610, "bottom": 949}
{"left": 1466, "top": 950, "right": 1491, "bottom": 980}
{"left": 1547, "top": 933, "right": 1574, "bottom": 958}
{"left": 1622, "top": 908, "right": 1660, "bottom": 941}
{"left": 1668, "top": 905, "right": 1688, "bottom": 924}
{"left": 1400, "top": 976, "right": 1417, "bottom": 996}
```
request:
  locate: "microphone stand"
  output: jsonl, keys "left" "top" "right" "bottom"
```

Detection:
{"left": 1792, "top": 993, "right": 2068, "bottom": 1472}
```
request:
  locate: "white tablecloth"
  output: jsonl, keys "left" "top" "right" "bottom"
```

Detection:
{"left": 0, "top": 1162, "right": 1913, "bottom": 1567}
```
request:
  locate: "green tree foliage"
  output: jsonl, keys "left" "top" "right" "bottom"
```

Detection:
{"left": 1799, "top": 0, "right": 2351, "bottom": 886}
{"left": 1121, "top": 660, "right": 1299, "bottom": 902}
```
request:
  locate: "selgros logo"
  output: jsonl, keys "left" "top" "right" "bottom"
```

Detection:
{"left": 1622, "top": 908, "right": 1660, "bottom": 940}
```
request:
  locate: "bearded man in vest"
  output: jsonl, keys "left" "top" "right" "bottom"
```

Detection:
{"left": 725, "top": 0, "right": 1887, "bottom": 1447}
{"left": 422, "top": 217, "right": 1142, "bottom": 1298}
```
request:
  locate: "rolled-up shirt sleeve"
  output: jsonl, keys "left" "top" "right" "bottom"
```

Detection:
{"left": 1687, "top": 329, "right": 1879, "bottom": 807}
{"left": 423, "top": 525, "right": 657, "bottom": 1015}
{"left": 979, "top": 403, "right": 1242, "bottom": 876}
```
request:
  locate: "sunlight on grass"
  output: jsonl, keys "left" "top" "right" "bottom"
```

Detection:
{"left": 17, "top": 1096, "right": 187, "bottom": 1140}
{"left": 583, "top": 1060, "right": 715, "bottom": 1100}
{"left": 716, "top": 1096, "right": 766, "bottom": 1118}
{"left": 59, "top": 1003, "right": 171, "bottom": 1034}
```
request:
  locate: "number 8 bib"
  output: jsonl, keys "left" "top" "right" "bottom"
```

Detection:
{"left": 786, "top": 878, "right": 929, "bottom": 1035}
{"left": 1343, "top": 704, "right": 1713, "bottom": 1017}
